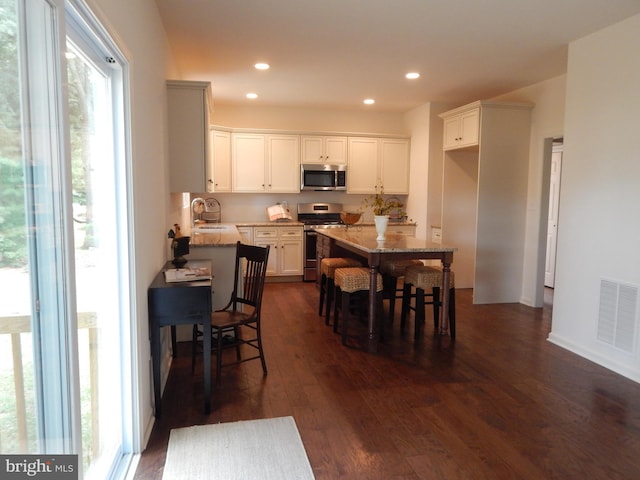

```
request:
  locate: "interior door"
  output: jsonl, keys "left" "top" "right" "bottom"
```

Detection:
{"left": 545, "top": 145, "right": 563, "bottom": 287}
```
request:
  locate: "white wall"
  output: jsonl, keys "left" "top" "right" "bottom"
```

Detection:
{"left": 88, "top": 0, "right": 176, "bottom": 449}
{"left": 549, "top": 13, "right": 640, "bottom": 382}
{"left": 212, "top": 103, "right": 407, "bottom": 135}
{"left": 493, "top": 76, "right": 567, "bottom": 307}
{"left": 402, "top": 102, "right": 454, "bottom": 239}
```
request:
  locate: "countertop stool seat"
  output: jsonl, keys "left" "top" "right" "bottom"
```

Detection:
{"left": 380, "top": 259, "right": 424, "bottom": 323}
{"left": 333, "top": 267, "right": 384, "bottom": 346}
{"left": 401, "top": 265, "right": 456, "bottom": 340}
{"left": 319, "top": 257, "right": 362, "bottom": 325}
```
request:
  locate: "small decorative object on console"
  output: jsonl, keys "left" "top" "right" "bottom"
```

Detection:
{"left": 168, "top": 224, "right": 190, "bottom": 267}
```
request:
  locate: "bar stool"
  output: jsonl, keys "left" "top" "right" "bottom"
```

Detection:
{"left": 318, "top": 257, "right": 362, "bottom": 325}
{"left": 400, "top": 265, "right": 456, "bottom": 340}
{"left": 333, "top": 267, "right": 384, "bottom": 346}
{"left": 380, "top": 259, "right": 424, "bottom": 322}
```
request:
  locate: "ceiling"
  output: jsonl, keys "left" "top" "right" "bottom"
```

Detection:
{"left": 155, "top": 0, "right": 640, "bottom": 112}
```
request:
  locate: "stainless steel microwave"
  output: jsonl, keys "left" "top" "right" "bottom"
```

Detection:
{"left": 300, "top": 164, "right": 347, "bottom": 191}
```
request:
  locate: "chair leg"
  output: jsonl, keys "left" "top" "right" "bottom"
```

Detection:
{"left": 318, "top": 273, "right": 327, "bottom": 316}
{"left": 213, "top": 328, "right": 222, "bottom": 388}
{"left": 325, "top": 277, "right": 336, "bottom": 325}
{"left": 333, "top": 286, "right": 342, "bottom": 333}
{"left": 414, "top": 287, "right": 426, "bottom": 341}
{"left": 400, "top": 282, "right": 412, "bottom": 331}
{"left": 234, "top": 326, "right": 242, "bottom": 361}
{"left": 256, "top": 325, "right": 267, "bottom": 375}
{"left": 341, "top": 290, "right": 350, "bottom": 345}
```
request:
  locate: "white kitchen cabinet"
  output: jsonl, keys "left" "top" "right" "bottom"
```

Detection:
{"left": 301, "top": 135, "right": 347, "bottom": 164}
{"left": 347, "top": 137, "right": 410, "bottom": 194}
{"left": 440, "top": 101, "right": 532, "bottom": 303}
{"left": 442, "top": 106, "right": 480, "bottom": 150}
{"left": 268, "top": 135, "right": 300, "bottom": 192}
{"left": 379, "top": 138, "right": 410, "bottom": 194}
{"left": 232, "top": 133, "right": 266, "bottom": 192}
{"left": 253, "top": 225, "right": 303, "bottom": 277}
{"left": 167, "top": 80, "right": 212, "bottom": 192}
{"left": 208, "top": 129, "right": 232, "bottom": 192}
{"left": 232, "top": 134, "right": 300, "bottom": 193}
{"left": 236, "top": 226, "right": 253, "bottom": 244}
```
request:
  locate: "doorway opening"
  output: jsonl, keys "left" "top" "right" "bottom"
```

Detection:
{"left": 544, "top": 138, "right": 563, "bottom": 288}
{"left": 537, "top": 136, "right": 563, "bottom": 310}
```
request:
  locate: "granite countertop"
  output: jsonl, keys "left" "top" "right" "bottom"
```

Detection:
{"left": 236, "top": 221, "right": 304, "bottom": 227}
{"left": 189, "top": 221, "right": 417, "bottom": 247}
{"left": 190, "top": 223, "right": 242, "bottom": 247}
{"left": 317, "top": 228, "right": 456, "bottom": 253}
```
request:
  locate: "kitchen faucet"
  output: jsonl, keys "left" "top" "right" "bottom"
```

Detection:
{"left": 191, "top": 197, "right": 205, "bottom": 227}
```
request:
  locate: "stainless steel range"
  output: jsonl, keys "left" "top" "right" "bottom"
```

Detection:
{"left": 297, "top": 203, "right": 346, "bottom": 281}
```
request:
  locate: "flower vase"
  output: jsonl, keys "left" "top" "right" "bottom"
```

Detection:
{"left": 374, "top": 215, "right": 389, "bottom": 240}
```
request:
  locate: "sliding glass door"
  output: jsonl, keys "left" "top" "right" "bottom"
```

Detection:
{"left": 0, "top": 0, "right": 133, "bottom": 478}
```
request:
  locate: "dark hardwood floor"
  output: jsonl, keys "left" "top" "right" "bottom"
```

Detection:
{"left": 134, "top": 283, "right": 640, "bottom": 479}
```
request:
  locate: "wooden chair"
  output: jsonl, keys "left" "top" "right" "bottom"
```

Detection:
{"left": 400, "top": 265, "right": 456, "bottom": 340}
{"left": 191, "top": 241, "right": 270, "bottom": 387}
{"left": 333, "top": 267, "right": 384, "bottom": 346}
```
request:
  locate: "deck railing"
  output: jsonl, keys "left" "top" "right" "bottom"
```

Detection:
{"left": 0, "top": 312, "right": 98, "bottom": 454}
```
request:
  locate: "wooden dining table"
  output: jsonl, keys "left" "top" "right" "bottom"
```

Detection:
{"left": 318, "top": 229, "right": 457, "bottom": 353}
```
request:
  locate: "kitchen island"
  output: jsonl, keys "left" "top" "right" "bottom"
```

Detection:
{"left": 317, "top": 229, "right": 457, "bottom": 352}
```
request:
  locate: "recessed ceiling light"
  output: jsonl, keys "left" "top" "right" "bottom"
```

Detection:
{"left": 405, "top": 72, "right": 420, "bottom": 79}
{"left": 254, "top": 63, "right": 270, "bottom": 70}
{"left": 363, "top": 98, "right": 375, "bottom": 105}
{"left": 246, "top": 93, "right": 258, "bottom": 99}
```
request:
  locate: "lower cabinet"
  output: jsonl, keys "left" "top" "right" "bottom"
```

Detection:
{"left": 253, "top": 226, "right": 303, "bottom": 277}
{"left": 236, "top": 226, "right": 253, "bottom": 245}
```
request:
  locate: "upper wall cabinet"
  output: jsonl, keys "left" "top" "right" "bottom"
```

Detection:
{"left": 301, "top": 135, "right": 347, "bottom": 164}
{"left": 208, "top": 129, "right": 231, "bottom": 192}
{"left": 442, "top": 106, "right": 480, "bottom": 150}
{"left": 347, "top": 137, "right": 410, "bottom": 194}
{"left": 232, "top": 133, "right": 300, "bottom": 193}
{"left": 167, "top": 80, "right": 212, "bottom": 192}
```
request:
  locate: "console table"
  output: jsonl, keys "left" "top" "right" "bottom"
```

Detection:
{"left": 148, "top": 260, "right": 212, "bottom": 416}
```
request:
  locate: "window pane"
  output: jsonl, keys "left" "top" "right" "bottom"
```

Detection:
{"left": 66, "top": 39, "right": 123, "bottom": 476}
{"left": 0, "top": 0, "right": 38, "bottom": 454}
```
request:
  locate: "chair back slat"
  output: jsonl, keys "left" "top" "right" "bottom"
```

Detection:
{"left": 230, "top": 242, "right": 270, "bottom": 316}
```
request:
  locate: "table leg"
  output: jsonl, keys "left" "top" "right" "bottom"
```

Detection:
{"left": 170, "top": 325, "right": 177, "bottom": 358}
{"left": 203, "top": 320, "right": 212, "bottom": 414}
{"left": 440, "top": 261, "right": 451, "bottom": 336}
{"left": 152, "top": 325, "right": 162, "bottom": 418}
{"left": 368, "top": 264, "right": 378, "bottom": 353}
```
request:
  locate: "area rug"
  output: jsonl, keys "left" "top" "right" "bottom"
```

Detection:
{"left": 162, "top": 416, "right": 315, "bottom": 479}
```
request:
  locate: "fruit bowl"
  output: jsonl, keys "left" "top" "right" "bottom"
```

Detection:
{"left": 340, "top": 211, "right": 362, "bottom": 226}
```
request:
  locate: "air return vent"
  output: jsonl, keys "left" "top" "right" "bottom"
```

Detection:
{"left": 597, "top": 279, "right": 638, "bottom": 354}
